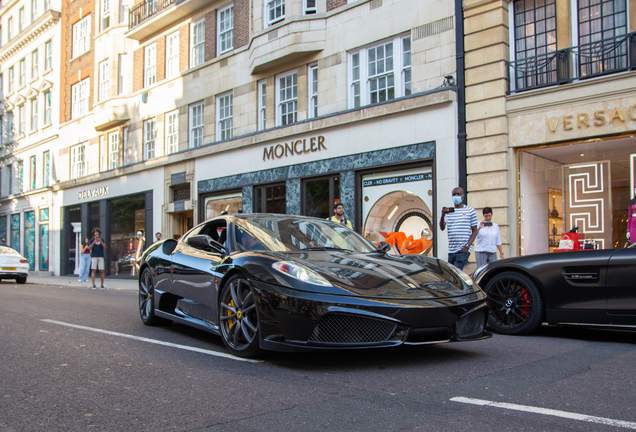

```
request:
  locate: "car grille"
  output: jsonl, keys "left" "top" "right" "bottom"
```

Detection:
{"left": 308, "top": 313, "right": 397, "bottom": 345}
{"left": 455, "top": 307, "right": 487, "bottom": 339}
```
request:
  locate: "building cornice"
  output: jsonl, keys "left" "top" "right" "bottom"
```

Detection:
{"left": 0, "top": 10, "right": 61, "bottom": 64}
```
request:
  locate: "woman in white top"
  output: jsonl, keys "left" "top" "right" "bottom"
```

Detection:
{"left": 474, "top": 207, "right": 504, "bottom": 268}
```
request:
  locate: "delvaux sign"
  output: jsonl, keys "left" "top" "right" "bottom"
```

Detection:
{"left": 78, "top": 186, "right": 109, "bottom": 200}
{"left": 263, "top": 135, "right": 326, "bottom": 161}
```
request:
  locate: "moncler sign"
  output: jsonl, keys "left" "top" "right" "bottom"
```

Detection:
{"left": 78, "top": 187, "right": 109, "bottom": 200}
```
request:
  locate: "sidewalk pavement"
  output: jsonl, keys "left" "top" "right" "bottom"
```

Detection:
{"left": 26, "top": 274, "right": 138, "bottom": 291}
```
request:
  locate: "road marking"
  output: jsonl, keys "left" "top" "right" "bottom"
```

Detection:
{"left": 451, "top": 397, "right": 636, "bottom": 429}
{"left": 40, "top": 319, "right": 261, "bottom": 363}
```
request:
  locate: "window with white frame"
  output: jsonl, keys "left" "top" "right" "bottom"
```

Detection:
{"left": 166, "top": 32, "right": 179, "bottom": 79}
{"left": 31, "top": 0, "right": 38, "bottom": 22}
{"left": 72, "top": 16, "right": 91, "bottom": 58}
{"left": 30, "top": 156, "right": 36, "bottom": 190}
{"left": 349, "top": 35, "right": 411, "bottom": 108}
{"left": 45, "top": 40, "right": 52, "bottom": 70}
{"left": 19, "top": 7, "right": 24, "bottom": 31}
{"left": 8, "top": 67, "right": 14, "bottom": 93}
{"left": 44, "top": 91, "right": 51, "bottom": 124}
{"left": 143, "top": 118, "right": 156, "bottom": 160}
{"left": 122, "top": 126, "right": 128, "bottom": 165}
{"left": 19, "top": 104, "right": 25, "bottom": 135}
{"left": 71, "top": 78, "right": 89, "bottom": 119}
{"left": 19, "top": 58, "right": 25, "bottom": 87}
{"left": 70, "top": 142, "right": 86, "bottom": 179}
{"left": 102, "top": 0, "right": 110, "bottom": 30}
{"left": 257, "top": 79, "right": 266, "bottom": 131}
{"left": 8, "top": 17, "right": 14, "bottom": 41}
{"left": 119, "top": 0, "right": 129, "bottom": 24}
{"left": 44, "top": 0, "right": 50, "bottom": 12}
{"left": 108, "top": 131, "right": 118, "bottom": 169}
{"left": 402, "top": 36, "right": 411, "bottom": 96}
{"left": 189, "top": 102, "right": 204, "bottom": 148}
{"left": 218, "top": 5, "right": 233, "bottom": 54}
{"left": 266, "top": 0, "right": 285, "bottom": 26}
{"left": 217, "top": 92, "right": 232, "bottom": 141}
{"left": 118, "top": 54, "right": 128, "bottom": 95}
{"left": 99, "top": 60, "right": 109, "bottom": 101}
{"left": 165, "top": 110, "right": 179, "bottom": 154}
{"left": 276, "top": 70, "right": 297, "bottom": 126}
{"left": 308, "top": 64, "right": 318, "bottom": 119}
{"left": 190, "top": 19, "right": 205, "bottom": 68}
{"left": 303, "top": 0, "right": 316, "bottom": 15}
{"left": 145, "top": 44, "right": 156, "bottom": 87}
{"left": 30, "top": 99, "right": 37, "bottom": 131}
{"left": 31, "top": 50, "right": 38, "bottom": 80}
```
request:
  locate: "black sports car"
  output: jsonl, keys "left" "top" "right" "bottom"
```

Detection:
{"left": 473, "top": 243, "right": 636, "bottom": 335}
{"left": 138, "top": 214, "right": 490, "bottom": 357}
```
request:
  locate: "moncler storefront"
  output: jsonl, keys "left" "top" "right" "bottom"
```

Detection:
{"left": 57, "top": 168, "right": 164, "bottom": 276}
{"left": 510, "top": 95, "right": 636, "bottom": 255}
{"left": 198, "top": 92, "right": 461, "bottom": 259}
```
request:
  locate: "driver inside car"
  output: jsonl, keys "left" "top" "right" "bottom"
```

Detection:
{"left": 236, "top": 228, "right": 266, "bottom": 252}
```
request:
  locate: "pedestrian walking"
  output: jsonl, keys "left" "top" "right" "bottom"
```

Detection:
{"left": 474, "top": 207, "right": 504, "bottom": 268}
{"left": 440, "top": 186, "right": 478, "bottom": 270}
{"left": 327, "top": 202, "right": 353, "bottom": 229}
{"left": 88, "top": 227, "right": 107, "bottom": 290}
{"left": 78, "top": 237, "right": 92, "bottom": 282}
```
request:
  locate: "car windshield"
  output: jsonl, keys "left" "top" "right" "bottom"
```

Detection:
{"left": 0, "top": 247, "right": 20, "bottom": 256}
{"left": 233, "top": 216, "right": 378, "bottom": 253}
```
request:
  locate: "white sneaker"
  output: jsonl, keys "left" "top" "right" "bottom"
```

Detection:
{"left": 91, "top": 285, "right": 97, "bottom": 290}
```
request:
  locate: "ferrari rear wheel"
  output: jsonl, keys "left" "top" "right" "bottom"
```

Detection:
{"left": 484, "top": 271, "right": 543, "bottom": 335}
{"left": 139, "top": 268, "right": 170, "bottom": 326}
{"left": 219, "top": 275, "right": 261, "bottom": 358}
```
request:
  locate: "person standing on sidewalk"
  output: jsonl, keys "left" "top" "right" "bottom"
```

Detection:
{"left": 78, "top": 237, "right": 92, "bottom": 282}
{"left": 440, "top": 187, "right": 478, "bottom": 270}
{"left": 88, "top": 228, "right": 107, "bottom": 290}
{"left": 474, "top": 207, "right": 504, "bottom": 268}
{"left": 328, "top": 203, "right": 353, "bottom": 229}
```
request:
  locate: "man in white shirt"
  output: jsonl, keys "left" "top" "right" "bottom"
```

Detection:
{"left": 474, "top": 207, "right": 504, "bottom": 268}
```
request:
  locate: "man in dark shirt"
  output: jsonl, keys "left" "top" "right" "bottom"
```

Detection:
{"left": 88, "top": 227, "right": 107, "bottom": 290}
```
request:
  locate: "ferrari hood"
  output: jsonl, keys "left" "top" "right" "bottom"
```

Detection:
{"left": 281, "top": 251, "right": 472, "bottom": 299}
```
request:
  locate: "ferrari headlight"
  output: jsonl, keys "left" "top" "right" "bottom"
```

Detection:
{"left": 272, "top": 261, "right": 332, "bottom": 287}
{"left": 448, "top": 264, "right": 474, "bottom": 287}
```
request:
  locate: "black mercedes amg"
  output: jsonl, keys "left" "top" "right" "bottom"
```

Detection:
{"left": 137, "top": 214, "right": 490, "bottom": 358}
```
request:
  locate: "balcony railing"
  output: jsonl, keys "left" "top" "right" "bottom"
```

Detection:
{"left": 128, "top": 0, "right": 178, "bottom": 31}
{"left": 507, "top": 32, "right": 636, "bottom": 93}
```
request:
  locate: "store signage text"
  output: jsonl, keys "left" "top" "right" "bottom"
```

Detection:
{"left": 547, "top": 106, "right": 636, "bottom": 132}
{"left": 363, "top": 173, "right": 432, "bottom": 187}
{"left": 78, "top": 187, "right": 109, "bottom": 200}
{"left": 263, "top": 136, "right": 326, "bottom": 161}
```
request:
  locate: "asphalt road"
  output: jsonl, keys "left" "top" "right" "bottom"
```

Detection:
{"left": 1, "top": 282, "right": 635, "bottom": 432}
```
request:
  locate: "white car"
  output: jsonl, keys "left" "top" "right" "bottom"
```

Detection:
{"left": 0, "top": 247, "right": 29, "bottom": 284}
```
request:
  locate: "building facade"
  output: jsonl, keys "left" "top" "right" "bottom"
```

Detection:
{"left": 0, "top": 0, "right": 61, "bottom": 274}
{"left": 464, "top": 0, "right": 636, "bottom": 257}
{"left": 3, "top": 0, "right": 469, "bottom": 276}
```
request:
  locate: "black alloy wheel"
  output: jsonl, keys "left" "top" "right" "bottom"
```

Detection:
{"left": 139, "top": 268, "right": 170, "bottom": 326}
{"left": 219, "top": 275, "right": 261, "bottom": 358}
{"left": 484, "top": 271, "right": 543, "bottom": 335}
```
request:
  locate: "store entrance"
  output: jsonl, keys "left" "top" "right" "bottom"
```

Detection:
{"left": 362, "top": 167, "right": 434, "bottom": 256}
{"left": 109, "top": 194, "right": 145, "bottom": 278}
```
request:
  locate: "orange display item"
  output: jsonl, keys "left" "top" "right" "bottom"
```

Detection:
{"left": 376, "top": 232, "right": 433, "bottom": 255}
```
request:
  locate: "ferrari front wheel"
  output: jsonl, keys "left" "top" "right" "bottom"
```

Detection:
{"left": 219, "top": 275, "right": 261, "bottom": 358}
{"left": 484, "top": 271, "right": 543, "bottom": 335}
{"left": 139, "top": 268, "right": 170, "bottom": 326}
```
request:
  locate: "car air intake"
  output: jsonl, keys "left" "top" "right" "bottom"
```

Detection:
{"left": 308, "top": 313, "right": 397, "bottom": 344}
{"left": 455, "top": 307, "right": 487, "bottom": 339}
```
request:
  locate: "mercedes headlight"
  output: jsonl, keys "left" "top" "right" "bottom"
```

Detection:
{"left": 272, "top": 261, "right": 332, "bottom": 287}
{"left": 448, "top": 264, "right": 475, "bottom": 288}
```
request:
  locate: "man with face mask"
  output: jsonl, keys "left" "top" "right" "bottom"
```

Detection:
{"left": 439, "top": 187, "right": 478, "bottom": 270}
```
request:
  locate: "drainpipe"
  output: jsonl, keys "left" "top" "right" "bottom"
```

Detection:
{"left": 455, "top": 0, "right": 468, "bottom": 193}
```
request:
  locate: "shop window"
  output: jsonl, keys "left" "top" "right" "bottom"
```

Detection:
{"left": 24, "top": 211, "right": 35, "bottom": 270}
{"left": 218, "top": 5, "right": 233, "bottom": 54}
{"left": 39, "top": 208, "right": 49, "bottom": 270}
{"left": 10, "top": 213, "right": 20, "bottom": 252}
{"left": 303, "top": 176, "right": 340, "bottom": 219}
{"left": 276, "top": 70, "right": 297, "bottom": 126}
{"left": 254, "top": 183, "right": 286, "bottom": 213}
{"left": 0, "top": 215, "right": 7, "bottom": 245}
{"left": 110, "top": 194, "right": 146, "bottom": 277}
{"left": 519, "top": 138, "right": 635, "bottom": 255}
{"left": 349, "top": 35, "right": 412, "bottom": 108}
{"left": 66, "top": 206, "right": 80, "bottom": 275}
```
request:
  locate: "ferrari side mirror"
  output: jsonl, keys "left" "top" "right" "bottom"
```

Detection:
{"left": 377, "top": 241, "right": 391, "bottom": 254}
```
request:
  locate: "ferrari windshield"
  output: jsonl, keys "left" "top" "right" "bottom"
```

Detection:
{"left": 233, "top": 216, "right": 378, "bottom": 253}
